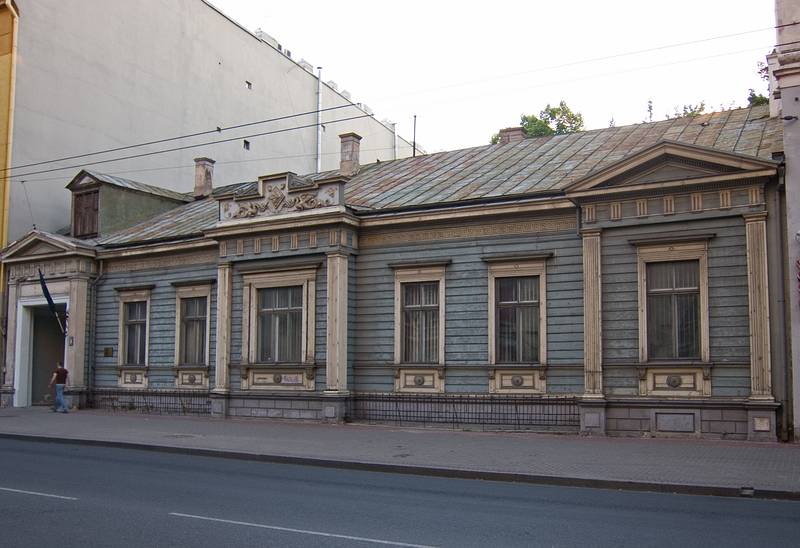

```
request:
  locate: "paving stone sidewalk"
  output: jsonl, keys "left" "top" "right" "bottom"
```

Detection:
{"left": 1, "top": 407, "right": 798, "bottom": 497}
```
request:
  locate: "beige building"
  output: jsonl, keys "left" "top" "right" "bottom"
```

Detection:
{"left": 0, "top": 0, "right": 416, "bottom": 244}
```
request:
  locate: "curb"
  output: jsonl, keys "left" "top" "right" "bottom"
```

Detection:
{"left": 2, "top": 432, "right": 798, "bottom": 501}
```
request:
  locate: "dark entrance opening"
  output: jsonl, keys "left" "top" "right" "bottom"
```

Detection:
{"left": 31, "top": 304, "right": 66, "bottom": 406}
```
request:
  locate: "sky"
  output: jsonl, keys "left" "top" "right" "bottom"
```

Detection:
{"left": 211, "top": 1, "right": 774, "bottom": 152}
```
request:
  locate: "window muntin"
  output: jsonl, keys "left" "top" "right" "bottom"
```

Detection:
{"left": 257, "top": 286, "right": 303, "bottom": 363}
{"left": 646, "top": 260, "right": 700, "bottom": 359}
{"left": 495, "top": 276, "right": 540, "bottom": 363}
{"left": 179, "top": 296, "right": 207, "bottom": 365}
{"left": 124, "top": 301, "right": 147, "bottom": 366}
{"left": 401, "top": 281, "right": 439, "bottom": 364}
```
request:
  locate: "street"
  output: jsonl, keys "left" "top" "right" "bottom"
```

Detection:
{"left": 0, "top": 438, "right": 797, "bottom": 547}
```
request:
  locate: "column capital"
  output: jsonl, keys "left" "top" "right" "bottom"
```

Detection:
{"left": 743, "top": 212, "right": 768, "bottom": 223}
{"left": 580, "top": 227, "right": 602, "bottom": 237}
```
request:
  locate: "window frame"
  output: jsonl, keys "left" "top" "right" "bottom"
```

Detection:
{"left": 174, "top": 285, "right": 212, "bottom": 367}
{"left": 394, "top": 266, "right": 446, "bottom": 366}
{"left": 636, "top": 241, "right": 709, "bottom": 363}
{"left": 242, "top": 268, "right": 317, "bottom": 366}
{"left": 117, "top": 288, "right": 151, "bottom": 367}
{"left": 487, "top": 260, "right": 547, "bottom": 366}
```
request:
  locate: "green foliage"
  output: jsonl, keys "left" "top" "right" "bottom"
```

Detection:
{"left": 747, "top": 88, "right": 769, "bottom": 107}
{"left": 666, "top": 102, "right": 706, "bottom": 119}
{"left": 491, "top": 101, "right": 584, "bottom": 143}
{"left": 521, "top": 101, "right": 584, "bottom": 138}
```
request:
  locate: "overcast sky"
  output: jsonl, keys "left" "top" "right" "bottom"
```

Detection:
{"left": 210, "top": 0, "right": 776, "bottom": 153}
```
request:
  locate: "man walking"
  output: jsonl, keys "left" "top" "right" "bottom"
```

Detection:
{"left": 48, "top": 362, "right": 69, "bottom": 413}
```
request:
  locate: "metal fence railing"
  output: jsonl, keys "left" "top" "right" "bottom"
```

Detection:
{"left": 87, "top": 388, "right": 211, "bottom": 416}
{"left": 349, "top": 392, "right": 579, "bottom": 430}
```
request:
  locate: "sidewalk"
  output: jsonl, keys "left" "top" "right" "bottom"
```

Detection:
{"left": 1, "top": 407, "right": 798, "bottom": 499}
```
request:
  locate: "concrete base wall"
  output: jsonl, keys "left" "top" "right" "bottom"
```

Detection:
{"left": 228, "top": 394, "right": 325, "bottom": 421}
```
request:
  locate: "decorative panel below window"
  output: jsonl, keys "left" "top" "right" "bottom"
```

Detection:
{"left": 401, "top": 281, "right": 439, "bottom": 364}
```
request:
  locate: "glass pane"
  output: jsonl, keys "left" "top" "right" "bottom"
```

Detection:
{"left": 289, "top": 286, "right": 303, "bottom": 308}
{"left": 125, "top": 301, "right": 145, "bottom": 322}
{"left": 676, "top": 293, "right": 700, "bottom": 358}
{"left": 421, "top": 282, "right": 438, "bottom": 306}
{"left": 403, "top": 308, "right": 438, "bottom": 363}
{"left": 497, "top": 278, "right": 517, "bottom": 303}
{"left": 646, "top": 263, "right": 673, "bottom": 291}
{"left": 287, "top": 309, "right": 302, "bottom": 362}
{"left": 137, "top": 324, "right": 146, "bottom": 365}
{"left": 519, "top": 305, "right": 539, "bottom": 362}
{"left": 674, "top": 261, "right": 699, "bottom": 290}
{"left": 403, "top": 283, "right": 421, "bottom": 307}
{"left": 258, "top": 312, "right": 274, "bottom": 362}
{"left": 497, "top": 307, "right": 516, "bottom": 362}
{"left": 647, "top": 294, "right": 674, "bottom": 359}
{"left": 275, "top": 287, "right": 290, "bottom": 309}
{"left": 518, "top": 277, "right": 538, "bottom": 303}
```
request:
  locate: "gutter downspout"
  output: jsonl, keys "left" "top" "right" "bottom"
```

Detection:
{"left": 87, "top": 259, "right": 104, "bottom": 400}
{"left": 316, "top": 67, "right": 323, "bottom": 173}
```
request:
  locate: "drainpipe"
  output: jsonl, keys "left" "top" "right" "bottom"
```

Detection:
{"left": 87, "top": 259, "right": 104, "bottom": 397}
{"left": 316, "top": 67, "right": 323, "bottom": 173}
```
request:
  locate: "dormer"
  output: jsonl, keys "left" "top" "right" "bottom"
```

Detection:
{"left": 66, "top": 170, "right": 192, "bottom": 239}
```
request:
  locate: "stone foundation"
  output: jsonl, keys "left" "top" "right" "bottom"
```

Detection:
{"left": 227, "top": 393, "right": 325, "bottom": 420}
{"left": 603, "top": 399, "right": 779, "bottom": 441}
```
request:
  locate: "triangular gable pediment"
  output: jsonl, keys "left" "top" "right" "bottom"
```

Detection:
{"left": 565, "top": 141, "right": 778, "bottom": 197}
{"left": 65, "top": 170, "right": 100, "bottom": 191}
{"left": 2, "top": 231, "right": 95, "bottom": 263}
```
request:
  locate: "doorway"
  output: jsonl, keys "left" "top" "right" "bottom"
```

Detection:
{"left": 30, "top": 305, "right": 66, "bottom": 406}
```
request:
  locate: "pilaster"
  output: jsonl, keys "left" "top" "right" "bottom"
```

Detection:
{"left": 325, "top": 251, "right": 348, "bottom": 393}
{"left": 213, "top": 262, "right": 232, "bottom": 395}
{"left": 2, "top": 280, "right": 16, "bottom": 390}
{"left": 581, "top": 228, "right": 603, "bottom": 397}
{"left": 744, "top": 213, "right": 772, "bottom": 401}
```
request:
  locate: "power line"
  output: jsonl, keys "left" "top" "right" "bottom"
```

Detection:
{"left": 11, "top": 145, "right": 404, "bottom": 185}
{"left": 375, "top": 21, "right": 800, "bottom": 102}
{"left": 2, "top": 104, "right": 358, "bottom": 174}
{"left": 6, "top": 113, "right": 374, "bottom": 181}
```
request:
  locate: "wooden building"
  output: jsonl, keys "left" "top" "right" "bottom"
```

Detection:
{"left": 0, "top": 105, "right": 790, "bottom": 441}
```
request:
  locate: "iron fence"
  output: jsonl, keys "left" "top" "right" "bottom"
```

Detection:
{"left": 349, "top": 392, "right": 579, "bottom": 430}
{"left": 87, "top": 388, "right": 211, "bottom": 416}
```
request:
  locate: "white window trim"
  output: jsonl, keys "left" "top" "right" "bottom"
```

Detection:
{"left": 117, "top": 289, "right": 151, "bottom": 367}
{"left": 242, "top": 268, "right": 317, "bottom": 365}
{"left": 394, "top": 266, "right": 446, "bottom": 366}
{"left": 636, "top": 241, "right": 710, "bottom": 363}
{"left": 174, "top": 285, "right": 212, "bottom": 367}
{"left": 487, "top": 260, "right": 547, "bottom": 366}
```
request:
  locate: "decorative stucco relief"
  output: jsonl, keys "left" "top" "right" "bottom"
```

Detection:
{"left": 220, "top": 178, "right": 342, "bottom": 221}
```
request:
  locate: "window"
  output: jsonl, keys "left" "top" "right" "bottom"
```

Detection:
{"left": 242, "top": 268, "right": 317, "bottom": 365}
{"left": 174, "top": 285, "right": 211, "bottom": 367}
{"left": 646, "top": 261, "right": 700, "bottom": 359}
{"left": 486, "top": 259, "right": 547, "bottom": 365}
{"left": 393, "top": 265, "right": 446, "bottom": 365}
{"left": 123, "top": 301, "right": 147, "bottom": 366}
{"left": 636, "top": 240, "right": 709, "bottom": 363}
{"left": 179, "top": 297, "right": 208, "bottom": 364}
{"left": 401, "top": 281, "right": 439, "bottom": 363}
{"left": 73, "top": 191, "right": 98, "bottom": 238}
{"left": 257, "top": 286, "right": 303, "bottom": 363}
{"left": 495, "top": 277, "right": 540, "bottom": 363}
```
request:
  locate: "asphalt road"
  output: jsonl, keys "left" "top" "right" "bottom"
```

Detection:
{"left": 0, "top": 438, "right": 797, "bottom": 548}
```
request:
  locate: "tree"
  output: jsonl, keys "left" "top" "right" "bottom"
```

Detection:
{"left": 491, "top": 101, "right": 584, "bottom": 144}
{"left": 666, "top": 102, "right": 706, "bottom": 119}
{"left": 522, "top": 101, "right": 585, "bottom": 137}
{"left": 747, "top": 88, "right": 769, "bottom": 107}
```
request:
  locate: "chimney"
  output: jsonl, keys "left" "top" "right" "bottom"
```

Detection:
{"left": 498, "top": 127, "right": 526, "bottom": 145}
{"left": 339, "top": 133, "right": 362, "bottom": 176}
{"left": 193, "top": 157, "right": 215, "bottom": 199}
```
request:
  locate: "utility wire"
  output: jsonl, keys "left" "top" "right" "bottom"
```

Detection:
{"left": 375, "top": 21, "right": 800, "bottom": 101}
{"left": 0, "top": 104, "right": 357, "bottom": 174}
{"left": 19, "top": 180, "right": 36, "bottom": 230}
{"left": 5, "top": 113, "right": 374, "bottom": 181}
